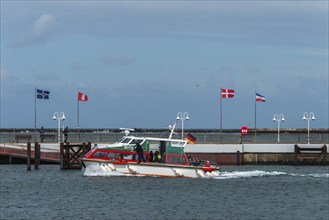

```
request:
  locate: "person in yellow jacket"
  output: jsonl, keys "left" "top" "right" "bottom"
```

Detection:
{"left": 154, "top": 151, "right": 161, "bottom": 162}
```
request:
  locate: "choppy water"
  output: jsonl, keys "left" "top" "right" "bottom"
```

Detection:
{"left": 1, "top": 165, "right": 328, "bottom": 220}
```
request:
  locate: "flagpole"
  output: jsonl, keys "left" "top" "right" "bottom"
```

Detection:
{"left": 254, "top": 91, "right": 257, "bottom": 142}
{"left": 220, "top": 87, "right": 223, "bottom": 143}
{"left": 77, "top": 92, "right": 80, "bottom": 142}
{"left": 34, "top": 87, "right": 37, "bottom": 142}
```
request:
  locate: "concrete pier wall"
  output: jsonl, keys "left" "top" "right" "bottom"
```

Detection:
{"left": 185, "top": 144, "right": 328, "bottom": 165}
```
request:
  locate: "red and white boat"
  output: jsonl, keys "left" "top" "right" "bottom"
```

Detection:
{"left": 80, "top": 129, "right": 220, "bottom": 178}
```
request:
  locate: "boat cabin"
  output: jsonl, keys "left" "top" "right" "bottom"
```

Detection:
{"left": 84, "top": 136, "right": 189, "bottom": 165}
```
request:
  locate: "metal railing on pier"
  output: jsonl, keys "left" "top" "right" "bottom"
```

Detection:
{"left": 1, "top": 129, "right": 328, "bottom": 144}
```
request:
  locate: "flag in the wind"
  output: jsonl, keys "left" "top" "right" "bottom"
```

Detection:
{"left": 78, "top": 92, "right": 88, "bottom": 101}
{"left": 185, "top": 133, "right": 197, "bottom": 144}
{"left": 256, "top": 93, "right": 266, "bottom": 102}
{"left": 221, "top": 88, "right": 234, "bottom": 98}
{"left": 36, "top": 89, "right": 50, "bottom": 99}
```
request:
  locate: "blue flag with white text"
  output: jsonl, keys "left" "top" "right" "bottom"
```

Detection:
{"left": 36, "top": 89, "right": 50, "bottom": 99}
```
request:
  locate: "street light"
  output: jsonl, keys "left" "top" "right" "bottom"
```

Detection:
{"left": 176, "top": 112, "right": 189, "bottom": 140}
{"left": 302, "top": 112, "right": 315, "bottom": 144}
{"left": 53, "top": 112, "right": 65, "bottom": 143}
{"left": 273, "top": 114, "right": 285, "bottom": 143}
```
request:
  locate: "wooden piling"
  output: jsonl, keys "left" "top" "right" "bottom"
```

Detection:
{"left": 294, "top": 144, "right": 327, "bottom": 165}
{"left": 60, "top": 143, "right": 64, "bottom": 169}
{"left": 27, "top": 142, "right": 31, "bottom": 170}
{"left": 322, "top": 145, "right": 327, "bottom": 165}
{"left": 34, "top": 142, "right": 40, "bottom": 170}
{"left": 60, "top": 142, "right": 91, "bottom": 170}
{"left": 236, "top": 151, "right": 241, "bottom": 165}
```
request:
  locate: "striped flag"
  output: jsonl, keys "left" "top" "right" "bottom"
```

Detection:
{"left": 185, "top": 133, "right": 197, "bottom": 144}
{"left": 256, "top": 93, "right": 266, "bottom": 102}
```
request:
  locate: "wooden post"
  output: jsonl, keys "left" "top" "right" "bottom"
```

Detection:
{"left": 236, "top": 151, "right": 241, "bottom": 165}
{"left": 27, "top": 142, "right": 31, "bottom": 170}
{"left": 294, "top": 144, "right": 299, "bottom": 165}
{"left": 322, "top": 145, "right": 327, "bottom": 165}
{"left": 34, "top": 142, "right": 40, "bottom": 170}
{"left": 60, "top": 143, "right": 64, "bottom": 169}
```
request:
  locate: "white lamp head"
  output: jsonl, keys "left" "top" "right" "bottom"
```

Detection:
{"left": 311, "top": 113, "right": 315, "bottom": 120}
{"left": 302, "top": 116, "right": 306, "bottom": 120}
{"left": 186, "top": 115, "right": 190, "bottom": 120}
{"left": 281, "top": 117, "right": 285, "bottom": 122}
{"left": 176, "top": 116, "right": 180, "bottom": 120}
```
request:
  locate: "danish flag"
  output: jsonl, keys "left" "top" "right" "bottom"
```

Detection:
{"left": 78, "top": 92, "right": 88, "bottom": 101}
{"left": 221, "top": 88, "right": 235, "bottom": 99}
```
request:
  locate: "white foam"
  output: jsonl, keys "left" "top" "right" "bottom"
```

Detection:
{"left": 214, "top": 170, "right": 329, "bottom": 179}
{"left": 82, "top": 168, "right": 132, "bottom": 177}
{"left": 214, "top": 170, "right": 286, "bottom": 179}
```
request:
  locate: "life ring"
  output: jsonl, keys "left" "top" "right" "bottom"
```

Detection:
{"left": 203, "top": 167, "right": 215, "bottom": 172}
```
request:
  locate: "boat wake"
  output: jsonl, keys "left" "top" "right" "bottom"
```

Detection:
{"left": 83, "top": 168, "right": 329, "bottom": 179}
{"left": 214, "top": 170, "right": 329, "bottom": 179}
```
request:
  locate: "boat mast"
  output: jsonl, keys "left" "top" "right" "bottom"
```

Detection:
{"left": 168, "top": 121, "right": 177, "bottom": 139}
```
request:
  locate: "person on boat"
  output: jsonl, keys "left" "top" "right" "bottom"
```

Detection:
{"left": 135, "top": 142, "right": 146, "bottom": 163}
{"left": 154, "top": 151, "right": 161, "bottom": 163}
{"left": 154, "top": 151, "right": 159, "bottom": 162}
{"left": 149, "top": 151, "right": 154, "bottom": 162}
{"left": 204, "top": 161, "right": 211, "bottom": 167}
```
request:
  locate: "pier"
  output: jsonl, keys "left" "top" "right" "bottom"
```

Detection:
{"left": 0, "top": 142, "right": 91, "bottom": 169}
{"left": 0, "top": 128, "right": 328, "bottom": 166}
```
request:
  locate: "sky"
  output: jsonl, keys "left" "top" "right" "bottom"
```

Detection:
{"left": 1, "top": 0, "right": 328, "bottom": 130}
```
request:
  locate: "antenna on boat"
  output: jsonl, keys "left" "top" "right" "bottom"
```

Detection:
{"left": 168, "top": 122, "right": 177, "bottom": 139}
{"left": 119, "top": 128, "right": 135, "bottom": 136}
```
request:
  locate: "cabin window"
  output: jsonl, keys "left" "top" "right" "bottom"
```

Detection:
{"left": 121, "top": 138, "right": 131, "bottom": 143}
{"left": 167, "top": 156, "right": 185, "bottom": 165}
{"left": 116, "top": 138, "right": 125, "bottom": 143}
{"left": 122, "top": 154, "right": 136, "bottom": 160}
{"left": 107, "top": 152, "right": 119, "bottom": 159}
{"left": 93, "top": 152, "right": 108, "bottom": 158}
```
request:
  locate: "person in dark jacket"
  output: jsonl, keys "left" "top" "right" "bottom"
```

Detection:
{"left": 135, "top": 142, "right": 146, "bottom": 163}
{"left": 149, "top": 151, "right": 154, "bottom": 162}
{"left": 63, "top": 127, "right": 69, "bottom": 143}
{"left": 39, "top": 126, "right": 45, "bottom": 143}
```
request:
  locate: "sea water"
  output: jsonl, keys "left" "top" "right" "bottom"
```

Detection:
{"left": 0, "top": 165, "right": 328, "bottom": 220}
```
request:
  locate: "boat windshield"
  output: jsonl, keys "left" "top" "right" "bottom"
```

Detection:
{"left": 116, "top": 137, "right": 144, "bottom": 144}
{"left": 116, "top": 138, "right": 132, "bottom": 143}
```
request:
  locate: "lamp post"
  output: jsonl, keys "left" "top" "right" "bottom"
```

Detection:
{"left": 302, "top": 112, "right": 315, "bottom": 144}
{"left": 176, "top": 112, "right": 189, "bottom": 140}
{"left": 273, "top": 114, "right": 285, "bottom": 143}
{"left": 53, "top": 112, "right": 65, "bottom": 144}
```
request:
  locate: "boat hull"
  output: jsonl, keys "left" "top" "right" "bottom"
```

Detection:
{"left": 81, "top": 159, "right": 220, "bottom": 178}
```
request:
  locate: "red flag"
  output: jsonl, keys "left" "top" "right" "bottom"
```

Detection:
{"left": 78, "top": 92, "right": 88, "bottom": 101}
{"left": 221, "top": 88, "right": 234, "bottom": 98}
